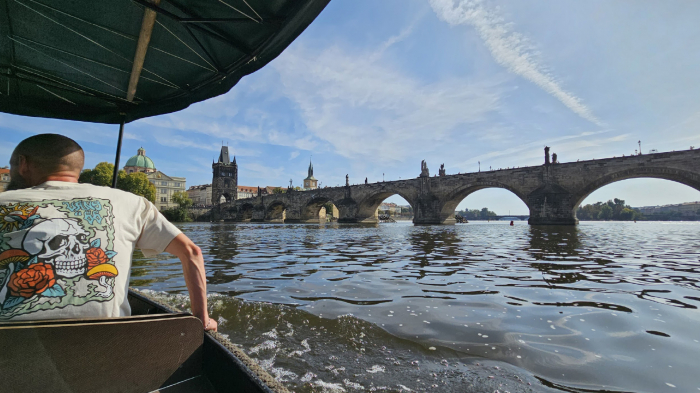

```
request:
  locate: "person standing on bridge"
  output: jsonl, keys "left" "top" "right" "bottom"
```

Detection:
{"left": 0, "top": 134, "right": 217, "bottom": 331}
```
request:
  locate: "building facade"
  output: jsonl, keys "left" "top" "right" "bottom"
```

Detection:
{"left": 635, "top": 202, "right": 700, "bottom": 218}
{"left": 237, "top": 186, "right": 257, "bottom": 199}
{"left": 147, "top": 171, "right": 186, "bottom": 210}
{"left": 212, "top": 146, "right": 237, "bottom": 204}
{"left": 123, "top": 147, "right": 186, "bottom": 210}
{"left": 0, "top": 167, "right": 10, "bottom": 193}
{"left": 187, "top": 184, "right": 212, "bottom": 207}
{"left": 303, "top": 160, "right": 318, "bottom": 190}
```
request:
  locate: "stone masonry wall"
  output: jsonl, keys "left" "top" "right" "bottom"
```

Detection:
{"left": 211, "top": 149, "right": 700, "bottom": 225}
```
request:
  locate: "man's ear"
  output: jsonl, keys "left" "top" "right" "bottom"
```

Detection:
{"left": 17, "top": 155, "right": 32, "bottom": 178}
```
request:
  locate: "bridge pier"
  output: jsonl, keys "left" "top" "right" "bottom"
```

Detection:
{"left": 413, "top": 194, "right": 454, "bottom": 225}
{"left": 526, "top": 184, "right": 578, "bottom": 225}
{"left": 250, "top": 205, "right": 265, "bottom": 222}
{"left": 283, "top": 208, "right": 307, "bottom": 223}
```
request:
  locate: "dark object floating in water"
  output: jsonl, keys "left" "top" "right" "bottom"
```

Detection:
{"left": 646, "top": 330, "right": 671, "bottom": 338}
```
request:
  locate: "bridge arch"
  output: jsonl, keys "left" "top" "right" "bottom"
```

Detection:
{"left": 301, "top": 196, "right": 340, "bottom": 222}
{"left": 264, "top": 201, "right": 286, "bottom": 222}
{"left": 439, "top": 182, "right": 529, "bottom": 224}
{"left": 355, "top": 189, "right": 415, "bottom": 223}
{"left": 571, "top": 166, "right": 700, "bottom": 210}
{"left": 237, "top": 203, "right": 255, "bottom": 221}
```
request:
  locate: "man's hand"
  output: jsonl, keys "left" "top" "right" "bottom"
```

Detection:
{"left": 205, "top": 317, "right": 218, "bottom": 332}
{"left": 165, "top": 233, "right": 217, "bottom": 332}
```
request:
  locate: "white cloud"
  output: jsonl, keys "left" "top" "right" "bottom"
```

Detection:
{"left": 457, "top": 129, "right": 613, "bottom": 168}
{"left": 429, "top": 0, "right": 602, "bottom": 126}
{"left": 241, "top": 163, "right": 286, "bottom": 182}
{"left": 289, "top": 151, "right": 300, "bottom": 160}
{"left": 123, "top": 132, "right": 142, "bottom": 141}
{"left": 272, "top": 36, "right": 503, "bottom": 164}
{"left": 135, "top": 102, "right": 318, "bottom": 152}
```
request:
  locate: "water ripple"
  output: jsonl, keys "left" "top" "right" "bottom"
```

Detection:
{"left": 132, "top": 221, "right": 700, "bottom": 393}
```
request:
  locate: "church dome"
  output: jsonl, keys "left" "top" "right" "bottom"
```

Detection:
{"left": 125, "top": 147, "right": 156, "bottom": 170}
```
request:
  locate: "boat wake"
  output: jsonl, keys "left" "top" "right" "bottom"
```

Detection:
{"left": 140, "top": 290, "right": 558, "bottom": 392}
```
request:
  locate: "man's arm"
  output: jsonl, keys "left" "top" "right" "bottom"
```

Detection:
{"left": 165, "top": 233, "right": 218, "bottom": 332}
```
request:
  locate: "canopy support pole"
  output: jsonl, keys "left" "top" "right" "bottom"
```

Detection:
{"left": 111, "top": 117, "right": 126, "bottom": 188}
{"left": 127, "top": 0, "right": 161, "bottom": 101}
{"left": 115, "top": 0, "right": 159, "bottom": 187}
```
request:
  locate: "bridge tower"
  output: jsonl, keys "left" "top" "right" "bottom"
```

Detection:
{"left": 212, "top": 146, "right": 237, "bottom": 205}
{"left": 303, "top": 159, "right": 318, "bottom": 190}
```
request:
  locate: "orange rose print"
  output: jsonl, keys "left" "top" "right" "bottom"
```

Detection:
{"left": 8, "top": 263, "right": 56, "bottom": 298}
{"left": 86, "top": 247, "right": 108, "bottom": 270}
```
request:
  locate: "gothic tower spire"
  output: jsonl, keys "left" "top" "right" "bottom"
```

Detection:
{"left": 212, "top": 145, "right": 237, "bottom": 206}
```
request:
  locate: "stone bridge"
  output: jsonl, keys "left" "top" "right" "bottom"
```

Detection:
{"left": 212, "top": 149, "right": 700, "bottom": 225}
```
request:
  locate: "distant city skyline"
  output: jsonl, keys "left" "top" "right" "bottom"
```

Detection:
{"left": 2, "top": 0, "right": 700, "bottom": 215}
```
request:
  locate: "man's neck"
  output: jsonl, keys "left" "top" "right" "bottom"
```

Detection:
{"left": 40, "top": 174, "right": 79, "bottom": 184}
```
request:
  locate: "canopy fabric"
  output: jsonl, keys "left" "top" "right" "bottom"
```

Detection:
{"left": 0, "top": 0, "right": 329, "bottom": 124}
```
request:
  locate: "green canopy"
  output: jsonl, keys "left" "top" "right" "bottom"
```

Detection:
{"left": 0, "top": 0, "right": 329, "bottom": 124}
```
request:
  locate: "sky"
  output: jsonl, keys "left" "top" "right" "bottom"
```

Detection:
{"left": 2, "top": 0, "right": 700, "bottom": 215}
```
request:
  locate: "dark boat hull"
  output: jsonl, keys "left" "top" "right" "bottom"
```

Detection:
{"left": 0, "top": 289, "right": 284, "bottom": 393}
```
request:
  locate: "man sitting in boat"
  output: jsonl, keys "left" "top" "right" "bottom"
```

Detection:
{"left": 0, "top": 134, "right": 217, "bottom": 331}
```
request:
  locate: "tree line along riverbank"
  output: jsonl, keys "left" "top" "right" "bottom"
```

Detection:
{"left": 458, "top": 199, "right": 700, "bottom": 222}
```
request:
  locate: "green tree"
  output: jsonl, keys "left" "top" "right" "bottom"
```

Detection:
{"left": 272, "top": 187, "right": 285, "bottom": 194}
{"left": 119, "top": 172, "right": 156, "bottom": 203}
{"left": 577, "top": 199, "right": 645, "bottom": 221}
{"left": 79, "top": 162, "right": 122, "bottom": 187}
{"left": 480, "top": 207, "right": 490, "bottom": 219}
{"left": 597, "top": 204, "right": 613, "bottom": 220}
{"left": 79, "top": 162, "right": 155, "bottom": 203}
{"left": 619, "top": 207, "right": 635, "bottom": 220}
{"left": 161, "top": 191, "right": 193, "bottom": 223}
{"left": 323, "top": 202, "right": 335, "bottom": 218}
{"left": 161, "top": 206, "right": 190, "bottom": 222}
{"left": 171, "top": 191, "right": 193, "bottom": 209}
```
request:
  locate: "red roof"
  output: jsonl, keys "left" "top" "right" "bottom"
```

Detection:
{"left": 237, "top": 186, "right": 257, "bottom": 193}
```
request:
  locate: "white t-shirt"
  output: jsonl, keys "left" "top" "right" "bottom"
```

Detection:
{"left": 0, "top": 181, "right": 181, "bottom": 321}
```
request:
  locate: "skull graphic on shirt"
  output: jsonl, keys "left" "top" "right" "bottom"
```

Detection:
{"left": 22, "top": 218, "right": 90, "bottom": 277}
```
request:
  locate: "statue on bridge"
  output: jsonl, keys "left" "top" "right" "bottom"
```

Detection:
{"left": 420, "top": 160, "right": 429, "bottom": 177}
{"left": 552, "top": 153, "right": 558, "bottom": 164}
{"left": 365, "top": 177, "right": 368, "bottom": 184}
{"left": 346, "top": 174, "right": 349, "bottom": 187}
{"left": 544, "top": 146, "right": 551, "bottom": 165}
{"left": 439, "top": 163, "right": 446, "bottom": 177}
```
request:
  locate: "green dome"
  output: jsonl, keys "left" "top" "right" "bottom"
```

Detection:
{"left": 125, "top": 147, "right": 156, "bottom": 170}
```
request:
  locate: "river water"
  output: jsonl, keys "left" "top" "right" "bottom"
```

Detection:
{"left": 131, "top": 221, "right": 700, "bottom": 392}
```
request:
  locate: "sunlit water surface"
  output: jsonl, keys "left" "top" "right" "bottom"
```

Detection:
{"left": 132, "top": 221, "right": 700, "bottom": 392}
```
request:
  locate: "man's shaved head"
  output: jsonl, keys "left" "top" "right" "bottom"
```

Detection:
{"left": 8, "top": 134, "right": 84, "bottom": 190}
